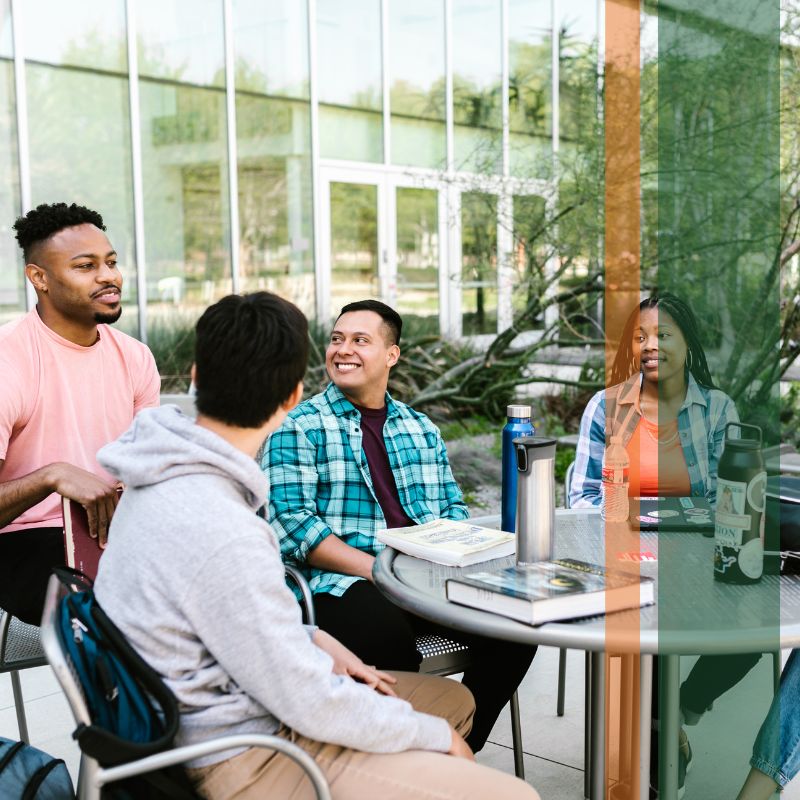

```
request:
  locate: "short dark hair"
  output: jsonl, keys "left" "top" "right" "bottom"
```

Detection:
{"left": 194, "top": 292, "right": 309, "bottom": 428}
{"left": 337, "top": 299, "right": 403, "bottom": 346}
{"left": 13, "top": 202, "right": 106, "bottom": 262}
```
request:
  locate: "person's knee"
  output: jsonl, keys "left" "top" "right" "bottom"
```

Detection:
{"left": 436, "top": 678, "right": 475, "bottom": 737}
{"left": 390, "top": 672, "right": 475, "bottom": 735}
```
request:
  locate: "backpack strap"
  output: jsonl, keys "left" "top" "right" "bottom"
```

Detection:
{"left": 604, "top": 377, "right": 641, "bottom": 445}
{"left": 53, "top": 565, "right": 94, "bottom": 592}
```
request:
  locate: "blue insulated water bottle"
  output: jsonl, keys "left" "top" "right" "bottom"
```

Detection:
{"left": 501, "top": 405, "right": 534, "bottom": 533}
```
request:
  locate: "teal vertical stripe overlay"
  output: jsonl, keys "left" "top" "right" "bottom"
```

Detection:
{"left": 654, "top": 1, "right": 780, "bottom": 795}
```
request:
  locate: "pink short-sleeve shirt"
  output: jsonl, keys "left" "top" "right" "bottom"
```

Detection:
{"left": 0, "top": 310, "right": 160, "bottom": 532}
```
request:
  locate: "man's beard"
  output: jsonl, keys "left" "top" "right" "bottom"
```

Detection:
{"left": 94, "top": 306, "right": 123, "bottom": 325}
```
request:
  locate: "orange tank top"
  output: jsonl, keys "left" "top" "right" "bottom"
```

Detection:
{"left": 626, "top": 416, "right": 691, "bottom": 498}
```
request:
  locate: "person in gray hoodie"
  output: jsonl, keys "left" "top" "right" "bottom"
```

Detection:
{"left": 94, "top": 292, "right": 538, "bottom": 800}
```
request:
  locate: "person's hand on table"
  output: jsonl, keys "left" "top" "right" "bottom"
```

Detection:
{"left": 448, "top": 727, "right": 475, "bottom": 761}
{"left": 313, "top": 629, "right": 397, "bottom": 696}
{"left": 50, "top": 463, "right": 120, "bottom": 547}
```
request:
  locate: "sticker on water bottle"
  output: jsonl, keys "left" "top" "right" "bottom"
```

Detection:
{"left": 715, "top": 478, "right": 749, "bottom": 546}
{"left": 738, "top": 538, "right": 764, "bottom": 579}
{"left": 746, "top": 472, "right": 767, "bottom": 513}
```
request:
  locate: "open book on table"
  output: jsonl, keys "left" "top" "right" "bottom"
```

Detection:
{"left": 376, "top": 519, "right": 515, "bottom": 567}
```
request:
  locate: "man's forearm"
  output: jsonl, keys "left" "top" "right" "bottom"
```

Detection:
{"left": 307, "top": 534, "right": 376, "bottom": 581}
{"left": 0, "top": 464, "right": 57, "bottom": 529}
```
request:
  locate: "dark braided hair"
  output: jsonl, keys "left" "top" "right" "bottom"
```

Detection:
{"left": 13, "top": 202, "right": 106, "bottom": 261}
{"left": 609, "top": 293, "right": 716, "bottom": 389}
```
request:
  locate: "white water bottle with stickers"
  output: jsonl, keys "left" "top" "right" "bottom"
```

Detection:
{"left": 601, "top": 436, "right": 629, "bottom": 522}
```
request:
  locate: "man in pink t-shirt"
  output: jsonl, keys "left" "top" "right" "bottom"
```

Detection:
{"left": 0, "top": 202, "right": 160, "bottom": 623}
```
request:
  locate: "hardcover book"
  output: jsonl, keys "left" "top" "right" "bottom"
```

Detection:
{"left": 61, "top": 496, "right": 103, "bottom": 581}
{"left": 446, "top": 558, "right": 654, "bottom": 625}
{"left": 376, "top": 519, "right": 515, "bottom": 567}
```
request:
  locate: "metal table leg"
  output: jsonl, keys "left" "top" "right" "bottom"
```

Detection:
{"left": 640, "top": 654, "right": 653, "bottom": 800}
{"left": 620, "top": 654, "right": 634, "bottom": 784}
{"left": 585, "top": 652, "right": 592, "bottom": 800}
{"left": 510, "top": 690, "right": 525, "bottom": 779}
{"left": 659, "top": 655, "right": 681, "bottom": 800}
{"left": 590, "top": 651, "right": 606, "bottom": 800}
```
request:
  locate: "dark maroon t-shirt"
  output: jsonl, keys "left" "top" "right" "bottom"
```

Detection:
{"left": 354, "top": 403, "right": 415, "bottom": 529}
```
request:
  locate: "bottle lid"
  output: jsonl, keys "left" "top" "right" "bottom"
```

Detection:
{"left": 507, "top": 404, "right": 531, "bottom": 418}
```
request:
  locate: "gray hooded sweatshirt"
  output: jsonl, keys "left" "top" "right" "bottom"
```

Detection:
{"left": 94, "top": 405, "right": 450, "bottom": 766}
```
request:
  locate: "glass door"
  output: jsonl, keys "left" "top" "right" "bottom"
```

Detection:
{"left": 328, "top": 180, "right": 381, "bottom": 313}
{"left": 392, "top": 186, "right": 442, "bottom": 335}
{"left": 460, "top": 191, "right": 499, "bottom": 335}
{"left": 320, "top": 168, "right": 446, "bottom": 333}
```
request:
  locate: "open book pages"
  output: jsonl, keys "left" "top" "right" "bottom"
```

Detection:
{"left": 376, "top": 519, "right": 515, "bottom": 567}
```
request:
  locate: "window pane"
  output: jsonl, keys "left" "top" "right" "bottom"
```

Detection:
{"left": 461, "top": 192, "right": 497, "bottom": 334}
{"left": 234, "top": 1, "right": 313, "bottom": 316}
{"left": 453, "top": 1, "right": 502, "bottom": 174}
{"left": 137, "top": 0, "right": 225, "bottom": 87}
{"left": 137, "top": 0, "right": 231, "bottom": 364}
{"left": 140, "top": 81, "right": 231, "bottom": 343}
{"left": 389, "top": 0, "right": 446, "bottom": 169}
{"left": 0, "top": 0, "right": 11, "bottom": 58}
{"left": 559, "top": 0, "right": 599, "bottom": 147}
{"left": 22, "top": 0, "right": 127, "bottom": 72}
{"left": 0, "top": 0, "right": 21, "bottom": 318}
{"left": 329, "top": 182, "right": 378, "bottom": 314}
{"left": 396, "top": 188, "right": 439, "bottom": 333}
{"left": 512, "top": 194, "right": 546, "bottom": 331}
{"left": 233, "top": 0, "right": 309, "bottom": 98}
{"left": 26, "top": 64, "right": 138, "bottom": 335}
{"left": 317, "top": 0, "right": 383, "bottom": 162}
{"left": 509, "top": 0, "right": 552, "bottom": 177}
{"left": 236, "top": 95, "right": 315, "bottom": 316}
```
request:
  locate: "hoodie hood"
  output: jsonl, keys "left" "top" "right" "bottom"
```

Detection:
{"left": 98, "top": 405, "right": 267, "bottom": 512}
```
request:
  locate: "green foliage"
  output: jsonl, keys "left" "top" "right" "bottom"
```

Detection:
{"left": 146, "top": 311, "right": 200, "bottom": 393}
{"left": 554, "top": 446, "right": 575, "bottom": 486}
{"left": 438, "top": 415, "right": 498, "bottom": 443}
{"left": 782, "top": 383, "right": 800, "bottom": 450}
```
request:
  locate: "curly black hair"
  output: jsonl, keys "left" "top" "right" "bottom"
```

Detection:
{"left": 13, "top": 202, "right": 106, "bottom": 261}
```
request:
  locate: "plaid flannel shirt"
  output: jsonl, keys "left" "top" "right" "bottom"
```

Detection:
{"left": 265, "top": 382, "right": 468, "bottom": 597}
{"left": 569, "top": 373, "right": 739, "bottom": 509}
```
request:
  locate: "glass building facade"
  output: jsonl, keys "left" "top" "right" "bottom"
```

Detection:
{"left": 0, "top": 0, "right": 599, "bottom": 341}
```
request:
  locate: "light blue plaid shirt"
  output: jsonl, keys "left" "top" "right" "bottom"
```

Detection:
{"left": 569, "top": 373, "right": 739, "bottom": 508}
{"left": 265, "top": 383, "right": 468, "bottom": 596}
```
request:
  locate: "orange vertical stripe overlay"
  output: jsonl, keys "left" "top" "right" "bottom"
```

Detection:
{"left": 605, "top": 1, "right": 641, "bottom": 799}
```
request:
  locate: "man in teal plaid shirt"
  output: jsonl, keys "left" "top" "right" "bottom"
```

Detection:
{"left": 265, "top": 300, "right": 535, "bottom": 752}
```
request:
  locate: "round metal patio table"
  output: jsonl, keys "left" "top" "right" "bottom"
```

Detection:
{"left": 372, "top": 509, "right": 800, "bottom": 799}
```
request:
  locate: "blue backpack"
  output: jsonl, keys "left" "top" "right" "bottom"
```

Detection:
{"left": 0, "top": 737, "right": 74, "bottom": 799}
{"left": 54, "top": 569, "right": 196, "bottom": 799}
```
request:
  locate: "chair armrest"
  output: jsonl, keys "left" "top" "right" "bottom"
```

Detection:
{"left": 285, "top": 565, "right": 317, "bottom": 626}
{"left": 96, "top": 734, "right": 330, "bottom": 800}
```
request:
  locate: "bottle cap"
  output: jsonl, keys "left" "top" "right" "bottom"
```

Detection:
{"left": 507, "top": 404, "right": 532, "bottom": 418}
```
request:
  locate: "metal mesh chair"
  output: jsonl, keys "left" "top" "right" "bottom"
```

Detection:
{"left": 0, "top": 608, "right": 47, "bottom": 743}
{"left": 39, "top": 575, "right": 331, "bottom": 800}
{"left": 416, "top": 632, "right": 526, "bottom": 779}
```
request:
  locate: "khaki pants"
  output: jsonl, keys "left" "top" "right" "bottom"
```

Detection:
{"left": 187, "top": 672, "right": 539, "bottom": 800}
